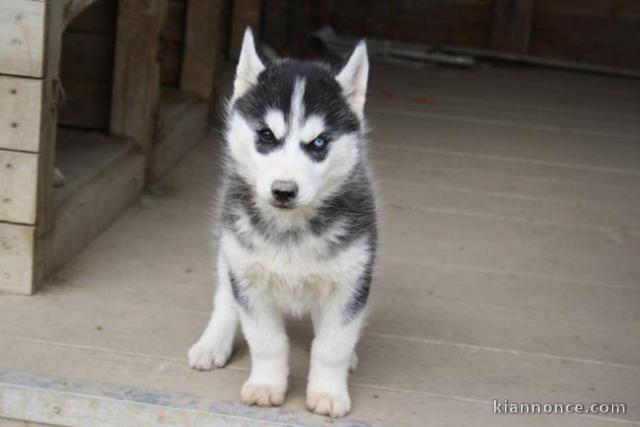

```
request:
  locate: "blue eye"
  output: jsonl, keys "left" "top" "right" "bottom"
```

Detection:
{"left": 311, "top": 136, "right": 327, "bottom": 150}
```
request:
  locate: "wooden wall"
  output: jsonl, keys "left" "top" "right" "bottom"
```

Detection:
{"left": 59, "top": 0, "right": 117, "bottom": 130}
{"left": 58, "top": 0, "right": 192, "bottom": 130}
{"left": 261, "top": 0, "right": 640, "bottom": 70}
{"left": 530, "top": 0, "right": 640, "bottom": 69}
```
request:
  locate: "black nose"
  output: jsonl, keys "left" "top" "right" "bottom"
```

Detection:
{"left": 271, "top": 180, "right": 298, "bottom": 203}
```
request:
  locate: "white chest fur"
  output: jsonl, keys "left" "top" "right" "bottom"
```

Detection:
{"left": 220, "top": 223, "right": 370, "bottom": 315}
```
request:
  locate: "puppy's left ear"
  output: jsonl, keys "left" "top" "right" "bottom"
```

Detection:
{"left": 233, "top": 28, "right": 265, "bottom": 99}
{"left": 336, "top": 41, "right": 369, "bottom": 117}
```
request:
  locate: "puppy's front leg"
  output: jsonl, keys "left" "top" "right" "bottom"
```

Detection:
{"left": 307, "top": 295, "right": 367, "bottom": 418}
{"left": 239, "top": 297, "right": 289, "bottom": 407}
{"left": 188, "top": 254, "right": 239, "bottom": 370}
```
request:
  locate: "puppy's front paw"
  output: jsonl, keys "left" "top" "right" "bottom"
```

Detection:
{"left": 188, "top": 341, "right": 232, "bottom": 371}
{"left": 306, "top": 390, "right": 351, "bottom": 418}
{"left": 241, "top": 381, "right": 287, "bottom": 407}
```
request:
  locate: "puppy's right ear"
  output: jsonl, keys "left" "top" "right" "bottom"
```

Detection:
{"left": 233, "top": 28, "right": 265, "bottom": 99}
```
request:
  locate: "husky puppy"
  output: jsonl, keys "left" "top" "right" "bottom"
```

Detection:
{"left": 188, "top": 29, "right": 377, "bottom": 418}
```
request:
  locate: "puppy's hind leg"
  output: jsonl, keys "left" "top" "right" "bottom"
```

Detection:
{"left": 188, "top": 255, "right": 239, "bottom": 370}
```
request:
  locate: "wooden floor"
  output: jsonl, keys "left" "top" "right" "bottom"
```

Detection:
{"left": 1, "top": 64, "right": 639, "bottom": 426}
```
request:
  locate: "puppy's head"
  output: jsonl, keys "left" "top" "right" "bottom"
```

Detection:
{"left": 225, "top": 29, "right": 369, "bottom": 213}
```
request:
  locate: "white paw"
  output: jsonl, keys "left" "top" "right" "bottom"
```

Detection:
{"left": 241, "top": 381, "right": 287, "bottom": 407}
{"left": 306, "top": 390, "right": 351, "bottom": 418}
{"left": 188, "top": 341, "right": 232, "bottom": 371}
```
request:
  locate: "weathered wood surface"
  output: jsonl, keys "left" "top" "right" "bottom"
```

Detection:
{"left": 491, "top": 0, "right": 534, "bottom": 53}
{"left": 150, "top": 89, "right": 207, "bottom": 179}
{"left": 0, "top": 76, "right": 43, "bottom": 152}
{"left": 0, "top": 151, "right": 39, "bottom": 225}
{"left": 46, "top": 129, "right": 145, "bottom": 275}
{"left": 180, "top": 0, "right": 224, "bottom": 99}
{"left": 30, "top": 0, "right": 66, "bottom": 294}
{"left": 0, "top": 1, "right": 46, "bottom": 77}
{"left": 110, "top": 0, "right": 168, "bottom": 149}
{"left": 0, "top": 223, "right": 35, "bottom": 294}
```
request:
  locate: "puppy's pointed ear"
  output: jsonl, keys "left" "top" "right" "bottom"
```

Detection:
{"left": 233, "top": 28, "right": 265, "bottom": 99}
{"left": 336, "top": 41, "right": 369, "bottom": 117}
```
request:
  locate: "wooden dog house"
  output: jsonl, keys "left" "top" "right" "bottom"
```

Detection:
{"left": 0, "top": 0, "right": 225, "bottom": 294}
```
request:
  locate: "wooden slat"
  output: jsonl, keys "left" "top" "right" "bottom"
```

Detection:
{"left": 0, "top": 0, "right": 46, "bottom": 77}
{"left": 0, "top": 150, "right": 39, "bottom": 225}
{"left": 0, "top": 76, "right": 43, "bottom": 152}
{"left": 180, "top": 0, "right": 224, "bottom": 99}
{"left": 491, "top": 0, "right": 534, "bottom": 53}
{"left": 0, "top": 222, "right": 35, "bottom": 294}
{"left": 110, "top": 0, "right": 168, "bottom": 149}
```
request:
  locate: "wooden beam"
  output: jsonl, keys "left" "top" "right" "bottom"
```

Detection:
{"left": 491, "top": 0, "right": 534, "bottom": 53}
{"left": 110, "top": 0, "right": 167, "bottom": 150}
{"left": 31, "top": 0, "right": 66, "bottom": 294}
{"left": 180, "top": 0, "right": 224, "bottom": 99}
{"left": 0, "top": 0, "right": 46, "bottom": 77}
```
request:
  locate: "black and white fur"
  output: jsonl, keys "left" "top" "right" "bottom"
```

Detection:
{"left": 188, "top": 29, "right": 377, "bottom": 418}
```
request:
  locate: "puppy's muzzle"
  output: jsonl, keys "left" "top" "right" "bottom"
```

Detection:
{"left": 271, "top": 180, "right": 298, "bottom": 207}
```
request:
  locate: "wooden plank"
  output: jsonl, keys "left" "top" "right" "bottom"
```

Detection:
{"left": 150, "top": 90, "right": 207, "bottom": 179}
{"left": 491, "top": 0, "right": 534, "bottom": 53}
{"left": 0, "top": 76, "right": 43, "bottom": 152}
{"left": 180, "top": 0, "right": 224, "bottom": 99}
{"left": 0, "top": 150, "right": 38, "bottom": 225}
{"left": 0, "top": 222, "right": 35, "bottom": 295}
{"left": 0, "top": 0, "right": 46, "bottom": 77}
{"left": 46, "top": 130, "right": 145, "bottom": 274}
{"left": 110, "top": 0, "right": 168, "bottom": 149}
{"left": 33, "top": 0, "right": 66, "bottom": 293}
